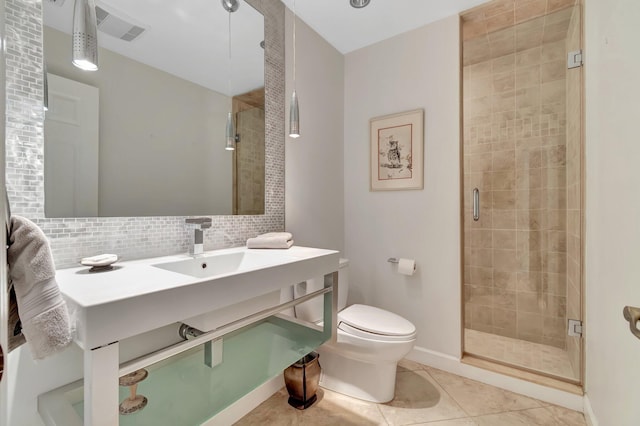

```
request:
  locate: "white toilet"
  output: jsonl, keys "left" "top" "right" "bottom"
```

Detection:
{"left": 294, "top": 258, "right": 416, "bottom": 403}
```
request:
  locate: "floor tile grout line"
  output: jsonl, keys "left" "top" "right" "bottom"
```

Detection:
{"left": 374, "top": 402, "right": 392, "bottom": 426}
{"left": 465, "top": 404, "right": 579, "bottom": 422}
{"left": 420, "top": 366, "right": 475, "bottom": 419}
{"left": 421, "top": 364, "right": 556, "bottom": 418}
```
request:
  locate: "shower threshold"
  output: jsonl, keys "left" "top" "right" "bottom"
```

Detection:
{"left": 464, "top": 329, "right": 582, "bottom": 393}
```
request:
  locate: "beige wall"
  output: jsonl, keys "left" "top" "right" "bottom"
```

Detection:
{"left": 585, "top": 0, "right": 640, "bottom": 423}
{"left": 44, "top": 26, "right": 233, "bottom": 216}
{"left": 344, "top": 15, "right": 461, "bottom": 355}
{"left": 285, "top": 11, "right": 345, "bottom": 253}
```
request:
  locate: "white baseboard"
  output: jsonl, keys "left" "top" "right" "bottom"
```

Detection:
{"left": 203, "top": 375, "right": 284, "bottom": 425}
{"left": 583, "top": 394, "right": 598, "bottom": 426}
{"left": 406, "top": 346, "right": 584, "bottom": 412}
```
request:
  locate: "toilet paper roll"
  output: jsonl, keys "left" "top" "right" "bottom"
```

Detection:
{"left": 397, "top": 258, "right": 416, "bottom": 276}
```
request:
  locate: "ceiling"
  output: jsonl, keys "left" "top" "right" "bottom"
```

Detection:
{"left": 280, "top": 0, "right": 492, "bottom": 54}
{"left": 43, "top": 0, "right": 264, "bottom": 95}
{"left": 43, "top": 0, "right": 492, "bottom": 94}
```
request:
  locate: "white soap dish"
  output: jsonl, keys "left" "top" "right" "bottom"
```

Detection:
{"left": 81, "top": 254, "right": 118, "bottom": 272}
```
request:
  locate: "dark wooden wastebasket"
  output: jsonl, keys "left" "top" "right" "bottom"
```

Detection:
{"left": 283, "top": 352, "right": 321, "bottom": 409}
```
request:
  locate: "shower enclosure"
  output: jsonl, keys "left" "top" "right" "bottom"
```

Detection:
{"left": 461, "top": 0, "right": 583, "bottom": 383}
{"left": 232, "top": 89, "right": 265, "bottom": 215}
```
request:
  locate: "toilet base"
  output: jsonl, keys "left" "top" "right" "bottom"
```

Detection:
{"left": 317, "top": 346, "right": 398, "bottom": 403}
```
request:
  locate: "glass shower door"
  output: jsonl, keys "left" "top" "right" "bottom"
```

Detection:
{"left": 461, "top": 0, "right": 583, "bottom": 383}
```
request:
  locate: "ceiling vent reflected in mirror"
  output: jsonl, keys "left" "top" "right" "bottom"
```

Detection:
{"left": 95, "top": 5, "right": 147, "bottom": 42}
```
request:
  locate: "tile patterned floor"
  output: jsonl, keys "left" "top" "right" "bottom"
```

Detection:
{"left": 465, "top": 329, "right": 578, "bottom": 380}
{"left": 235, "top": 359, "right": 586, "bottom": 425}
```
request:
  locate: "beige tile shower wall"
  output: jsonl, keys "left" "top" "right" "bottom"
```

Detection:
{"left": 461, "top": 0, "right": 578, "bottom": 42}
{"left": 565, "top": 4, "right": 582, "bottom": 379}
{"left": 463, "top": 7, "right": 572, "bottom": 349}
{"left": 235, "top": 107, "right": 266, "bottom": 215}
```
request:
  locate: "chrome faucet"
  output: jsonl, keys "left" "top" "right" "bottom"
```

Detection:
{"left": 185, "top": 217, "right": 212, "bottom": 256}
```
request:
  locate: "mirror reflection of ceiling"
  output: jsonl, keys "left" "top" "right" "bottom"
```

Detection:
{"left": 43, "top": 0, "right": 264, "bottom": 96}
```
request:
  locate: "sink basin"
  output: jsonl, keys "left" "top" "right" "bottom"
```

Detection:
{"left": 152, "top": 250, "right": 289, "bottom": 279}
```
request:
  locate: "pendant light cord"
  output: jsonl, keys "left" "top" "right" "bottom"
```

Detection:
{"left": 288, "top": 0, "right": 300, "bottom": 138}
{"left": 292, "top": 0, "right": 296, "bottom": 91}
{"left": 228, "top": 10, "right": 233, "bottom": 102}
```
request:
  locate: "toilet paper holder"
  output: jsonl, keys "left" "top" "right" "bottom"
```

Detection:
{"left": 388, "top": 257, "right": 416, "bottom": 276}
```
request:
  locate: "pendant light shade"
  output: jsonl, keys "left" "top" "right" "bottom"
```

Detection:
{"left": 225, "top": 112, "right": 236, "bottom": 151}
{"left": 223, "top": 2, "right": 238, "bottom": 151}
{"left": 72, "top": 0, "right": 98, "bottom": 71}
{"left": 289, "top": 90, "right": 300, "bottom": 138}
{"left": 43, "top": 62, "right": 49, "bottom": 112}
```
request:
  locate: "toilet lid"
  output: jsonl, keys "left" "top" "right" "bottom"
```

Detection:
{"left": 338, "top": 304, "right": 416, "bottom": 337}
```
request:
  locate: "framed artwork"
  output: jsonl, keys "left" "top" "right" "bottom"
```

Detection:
{"left": 370, "top": 109, "right": 424, "bottom": 191}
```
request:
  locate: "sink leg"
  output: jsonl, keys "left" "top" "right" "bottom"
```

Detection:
{"left": 204, "top": 338, "right": 224, "bottom": 368}
{"left": 84, "top": 341, "right": 119, "bottom": 426}
{"left": 323, "top": 271, "right": 338, "bottom": 343}
{"left": 204, "top": 341, "right": 212, "bottom": 367}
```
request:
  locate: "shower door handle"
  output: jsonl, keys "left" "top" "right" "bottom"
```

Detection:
{"left": 473, "top": 188, "right": 480, "bottom": 221}
{"left": 623, "top": 306, "right": 640, "bottom": 340}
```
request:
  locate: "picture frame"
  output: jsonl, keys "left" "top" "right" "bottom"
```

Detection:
{"left": 370, "top": 108, "right": 424, "bottom": 191}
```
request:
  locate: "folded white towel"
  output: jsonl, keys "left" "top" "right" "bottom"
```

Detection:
{"left": 246, "top": 232, "right": 294, "bottom": 249}
{"left": 257, "top": 232, "right": 293, "bottom": 241}
{"left": 8, "top": 216, "right": 72, "bottom": 359}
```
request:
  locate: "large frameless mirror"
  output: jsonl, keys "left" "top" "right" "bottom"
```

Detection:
{"left": 43, "top": 0, "right": 265, "bottom": 217}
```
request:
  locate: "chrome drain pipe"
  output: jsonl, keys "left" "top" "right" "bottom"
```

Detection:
{"left": 178, "top": 323, "right": 203, "bottom": 340}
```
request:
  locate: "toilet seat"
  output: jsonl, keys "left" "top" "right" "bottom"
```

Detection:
{"left": 338, "top": 304, "right": 416, "bottom": 342}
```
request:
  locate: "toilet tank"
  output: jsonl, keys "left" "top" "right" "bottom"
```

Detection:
{"left": 294, "top": 258, "right": 349, "bottom": 323}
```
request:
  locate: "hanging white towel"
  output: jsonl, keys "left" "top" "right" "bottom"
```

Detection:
{"left": 7, "top": 216, "right": 72, "bottom": 359}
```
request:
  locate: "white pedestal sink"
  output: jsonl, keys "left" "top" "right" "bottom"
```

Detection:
{"left": 56, "top": 246, "right": 339, "bottom": 426}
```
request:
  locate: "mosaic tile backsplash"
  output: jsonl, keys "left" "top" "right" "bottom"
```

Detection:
{"left": 5, "top": 0, "right": 285, "bottom": 268}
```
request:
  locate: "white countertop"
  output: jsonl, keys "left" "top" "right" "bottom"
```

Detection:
{"left": 57, "top": 246, "right": 340, "bottom": 349}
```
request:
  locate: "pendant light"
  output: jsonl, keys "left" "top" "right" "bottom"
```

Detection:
{"left": 72, "top": 0, "right": 99, "bottom": 71}
{"left": 289, "top": 0, "right": 300, "bottom": 138}
{"left": 43, "top": 62, "right": 49, "bottom": 111}
{"left": 223, "top": 0, "right": 239, "bottom": 151}
{"left": 225, "top": 111, "right": 236, "bottom": 151}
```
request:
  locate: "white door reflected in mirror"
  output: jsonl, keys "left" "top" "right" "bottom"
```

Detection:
{"left": 44, "top": 74, "right": 99, "bottom": 218}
